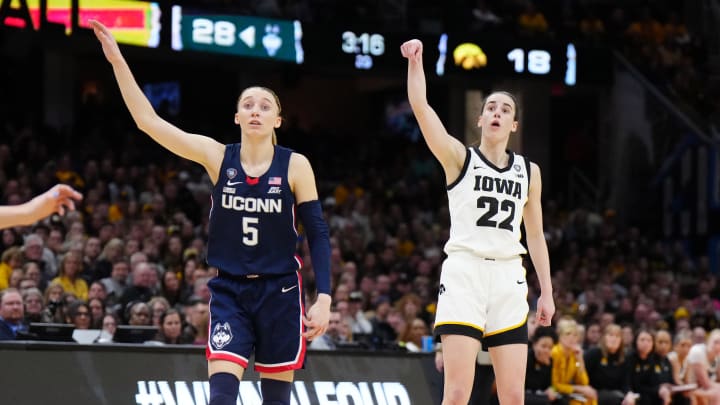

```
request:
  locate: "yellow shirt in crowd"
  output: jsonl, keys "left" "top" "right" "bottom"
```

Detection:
{"left": 50, "top": 276, "right": 88, "bottom": 301}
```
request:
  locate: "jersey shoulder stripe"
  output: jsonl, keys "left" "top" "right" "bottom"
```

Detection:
{"left": 447, "top": 148, "right": 471, "bottom": 191}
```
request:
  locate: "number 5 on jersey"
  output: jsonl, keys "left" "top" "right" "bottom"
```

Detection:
{"left": 242, "top": 217, "right": 259, "bottom": 246}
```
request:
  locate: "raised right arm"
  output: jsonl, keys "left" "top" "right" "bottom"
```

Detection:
{"left": 400, "top": 39, "right": 466, "bottom": 183}
{"left": 90, "top": 20, "right": 225, "bottom": 183}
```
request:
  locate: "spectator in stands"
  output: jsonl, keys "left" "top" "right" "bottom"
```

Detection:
{"left": 691, "top": 326, "right": 707, "bottom": 344}
{"left": 654, "top": 330, "right": 676, "bottom": 404}
{"left": 41, "top": 282, "right": 66, "bottom": 323}
{"left": 93, "top": 238, "right": 125, "bottom": 282}
{"left": 23, "top": 261, "right": 45, "bottom": 293}
{"left": 159, "top": 269, "right": 185, "bottom": 307}
{"left": 583, "top": 322, "right": 602, "bottom": 350}
{"left": 187, "top": 300, "right": 209, "bottom": 346}
{"left": 81, "top": 237, "right": 102, "bottom": 281}
{"left": 398, "top": 317, "right": 429, "bottom": 352}
{"left": 148, "top": 296, "right": 171, "bottom": 327}
{"left": 667, "top": 329, "right": 693, "bottom": 386}
{"left": 100, "top": 260, "right": 129, "bottom": 308}
{"left": 66, "top": 301, "right": 92, "bottom": 330}
{"left": 22, "top": 287, "right": 44, "bottom": 324}
{"left": 525, "top": 326, "right": 560, "bottom": 405}
{"left": 584, "top": 324, "right": 632, "bottom": 405}
{"left": 686, "top": 329, "right": 720, "bottom": 405}
{"left": 64, "top": 220, "right": 86, "bottom": 249}
{"left": 0, "top": 246, "right": 23, "bottom": 291}
{"left": 23, "top": 234, "right": 55, "bottom": 281}
{"left": 125, "top": 301, "right": 151, "bottom": 326}
{"left": 309, "top": 310, "right": 344, "bottom": 350}
{"left": 551, "top": 318, "right": 598, "bottom": 405}
{"left": 0, "top": 289, "right": 26, "bottom": 340}
{"left": 394, "top": 291, "right": 424, "bottom": 324}
{"left": 190, "top": 276, "right": 211, "bottom": 304}
{"left": 51, "top": 251, "right": 88, "bottom": 301}
{"left": 368, "top": 298, "right": 397, "bottom": 348}
{"left": 153, "top": 308, "right": 190, "bottom": 344}
{"left": 45, "top": 228, "right": 65, "bottom": 261}
{"left": 119, "top": 261, "right": 156, "bottom": 308}
{"left": 18, "top": 277, "right": 37, "bottom": 294}
{"left": 347, "top": 290, "right": 373, "bottom": 336}
{"left": 626, "top": 329, "right": 671, "bottom": 405}
{"left": 88, "top": 297, "right": 105, "bottom": 329}
{"left": 622, "top": 324, "right": 635, "bottom": 351}
{"left": 98, "top": 313, "right": 118, "bottom": 343}
{"left": 1, "top": 229, "right": 23, "bottom": 252}
{"left": 162, "top": 234, "right": 183, "bottom": 271}
{"left": 8, "top": 268, "right": 23, "bottom": 290}
{"left": 385, "top": 307, "right": 407, "bottom": 346}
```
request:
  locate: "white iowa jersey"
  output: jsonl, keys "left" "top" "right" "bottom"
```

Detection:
{"left": 444, "top": 147, "right": 531, "bottom": 259}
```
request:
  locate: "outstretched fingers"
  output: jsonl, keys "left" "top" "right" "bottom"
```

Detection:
{"left": 48, "top": 185, "right": 82, "bottom": 216}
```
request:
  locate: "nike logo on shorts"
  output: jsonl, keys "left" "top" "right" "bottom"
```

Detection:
{"left": 516, "top": 280, "right": 525, "bottom": 284}
{"left": 281, "top": 285, "right": 297, "bottom": 293}
{"left": 227, "top": 180, "right": 242, "bottom": 186}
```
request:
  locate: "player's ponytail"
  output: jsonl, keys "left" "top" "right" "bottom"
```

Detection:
{"left": 272, "top": 131, "right": 277, "bottom": 145}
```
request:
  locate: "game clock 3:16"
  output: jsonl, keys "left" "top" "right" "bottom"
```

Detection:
{"left": 341, "top": 31, "right": 385, "bottom": 70}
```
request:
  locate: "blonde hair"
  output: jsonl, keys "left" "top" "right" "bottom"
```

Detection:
{"left": 599, "top": 323, "right": 625, "bottom": 361}
{"left": 238, "top": 86, "right": 282, "bottom": 145}
{"left": 556, "top": 317, "right": 579, "bottom": 336}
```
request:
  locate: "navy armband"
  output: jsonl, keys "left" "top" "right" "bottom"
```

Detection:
{"left": 297, "top": 200, "right": 330, "bottom": 295}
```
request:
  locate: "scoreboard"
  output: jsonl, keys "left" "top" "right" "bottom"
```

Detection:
{"left": 170, "top": 6, "right": 303, "bottom": 64}
{"left": 1, "top": 2, "right": 611, "bottom": 84}
{"left": 301, "top": 28, "right": 609, "bottom": 85}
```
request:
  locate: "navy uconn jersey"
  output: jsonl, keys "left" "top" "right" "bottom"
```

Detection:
{"left": 207, "top": 144, "right": 301, "bottom": 276}
{"left": 444, "top": 147, "right": 531, "bottom": 259}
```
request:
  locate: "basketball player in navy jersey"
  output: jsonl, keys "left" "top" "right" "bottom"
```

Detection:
{"left": 401, "top": 39, "right": 555, "bottom": 405}
{"left": 91, "top": 20, "right": 331, "bottom": 405}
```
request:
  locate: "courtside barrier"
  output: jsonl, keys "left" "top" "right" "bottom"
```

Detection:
{"left": 0, "top": 341, "right": 442, "bottom": 405}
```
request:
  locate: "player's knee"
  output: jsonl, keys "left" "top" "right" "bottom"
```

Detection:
{"left": 209, "top": 372, "right": 239, "bottom": 405}
{"left": 260, "top": 378, "right": 292, "bottom": 405}
{"left": 496, "top": 387, "right": 524, "bottom": 405}
{"left": 442, "top": 386, "right": 472, "bottom": 405}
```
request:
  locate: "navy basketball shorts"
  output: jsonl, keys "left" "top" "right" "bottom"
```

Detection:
{"left": 206, "top": 271, "right": 306, "bottom": 372}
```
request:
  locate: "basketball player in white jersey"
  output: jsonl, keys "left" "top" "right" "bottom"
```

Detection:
{"left": 401, "top": 39, "right": 555, "bottom": 405}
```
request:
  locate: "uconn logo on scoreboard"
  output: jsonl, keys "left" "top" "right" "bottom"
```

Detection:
{"left": 134, "top": 380, "right": 411, "bottom": 405}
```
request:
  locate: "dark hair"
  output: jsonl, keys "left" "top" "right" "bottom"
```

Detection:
{"left": 531, "top": 326, "right": 558, "bottom": 344}
{"left": 66, "top": 300, "right": 90, "bottom": 322}
{"left": 634, "top": 328, "right": 655, "bottom": 353}
{"left": 159, "top": 308, "right": 183, "bottom": 326}
{"left": 157, "top": 308, "right": 188, "bottom": 344}
{"left": 237, "top": 86, "right": 282, "bottom": 145}
{"left": 480, "top": 90, "right": 520, "bottom": 121}
{"left": 124, "top": 301, "right": 149, "bottom": 323}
